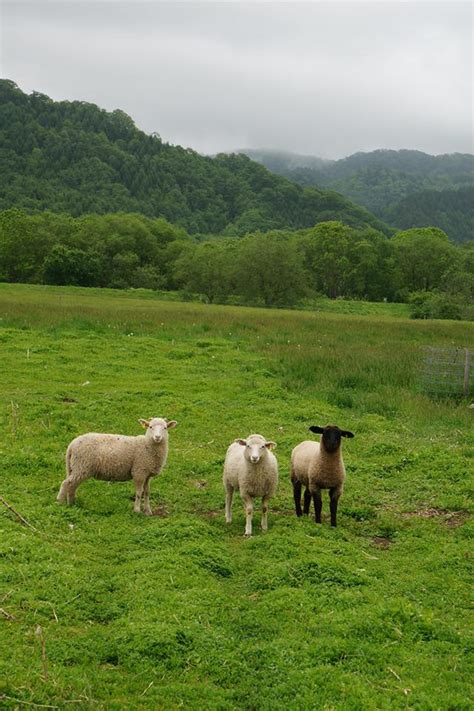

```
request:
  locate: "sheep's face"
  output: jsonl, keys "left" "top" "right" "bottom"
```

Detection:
{"left": 139, "top": 417, "right": 178, "bottom": 444}
{"left": 235, "top": 434, "right": 276, "bottom": 464}
{"left": 309, "top": 424, "right": 354, "bottom": 453}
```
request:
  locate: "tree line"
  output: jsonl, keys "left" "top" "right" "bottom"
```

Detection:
{"left": 1, "top": 209, "right": 472, "bottom": 317}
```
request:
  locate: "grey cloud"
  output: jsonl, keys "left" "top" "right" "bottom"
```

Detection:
{"left": 1, "top": 1, "right": 472, "bottom": 157}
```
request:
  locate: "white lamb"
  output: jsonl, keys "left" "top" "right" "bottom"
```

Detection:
{"left": 223, "top": 434, "right": 278, "bottom": 536}
{"left": 57, "top": 417, "right": 177, "bottom": 514}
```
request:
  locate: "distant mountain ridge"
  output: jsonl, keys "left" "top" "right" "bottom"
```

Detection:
{"left": 242, "top": 148, "right": 474, "bottom": 242}
{"left": 0, "top": 80, "right": 391, "bottom": 236}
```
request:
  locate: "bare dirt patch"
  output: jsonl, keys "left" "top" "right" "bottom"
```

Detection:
{"left": 401, "top": 508, "right": 469, "bottom": 527}
{"left": 272, "top": 508, "right": 297, "bottom": 517}
{"left": 372, "top": 536, "right": 392, "bottom": 549}
{"left": 198, "top": 509, "right": 220, "bottom": 518}
{"left": 193, "top": 480, "right": 208, "bottom": 489}
{"left": 444, "top": 511, "right": 470, "bottom": 528}
{"left": 151, "top": 504, "right": 169, "bottom": 517}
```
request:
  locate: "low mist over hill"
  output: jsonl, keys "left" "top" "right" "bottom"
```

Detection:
{"left": 0, "top": 80, "right": 390, "bottom": 237}
{"left": 243, "top": 148, "right": 474, "bottom": 243}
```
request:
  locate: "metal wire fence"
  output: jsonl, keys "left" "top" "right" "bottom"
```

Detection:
{"left": 420, "top": 347, "right": 472, "bottom": 397}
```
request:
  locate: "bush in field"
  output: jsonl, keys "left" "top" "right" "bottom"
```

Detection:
{"left": 408, "top": 291, "right": 463, "bottom": 320}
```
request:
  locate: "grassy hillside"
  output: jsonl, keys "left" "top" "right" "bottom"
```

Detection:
{"left": 0, "top": 80, "right": 390, "bottom": 236}
{"left": 0, "top": 284, "right": 472, "bottom": 709}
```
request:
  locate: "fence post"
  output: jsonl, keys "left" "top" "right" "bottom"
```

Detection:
{"left": 464, "top": 348, "right": 472, "bottom": 396}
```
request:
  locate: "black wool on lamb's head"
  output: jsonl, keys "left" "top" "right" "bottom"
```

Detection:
{"left": 309, "top": 424, "right": 355, "bottom": 453}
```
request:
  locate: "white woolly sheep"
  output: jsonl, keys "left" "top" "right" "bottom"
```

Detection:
{"left": 291, "top": 424, "right": 354, "bottom": 526}
{"left": 57, "top": 417, "right": 177, "bottom": 514}
{"left": 223, "top": 434, "right": 278, "bottom": 536}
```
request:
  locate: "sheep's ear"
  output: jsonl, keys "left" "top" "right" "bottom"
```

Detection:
{"left": 235, "top": 439, "right": 247, "bottom": 446}
{"left": 166, "top": 420, "right": 178, "bottom": 429}
{"left": 265, "top": 441, "right": 277, "bottom": 450}
{"left": 309, "top": 425, "right": 324, "bottom": 434}
{"left": 341, "top": 430, "right": 354, "bottom": 438}
{"left": 139, "top": 418, "right": 150, "bottom": 428}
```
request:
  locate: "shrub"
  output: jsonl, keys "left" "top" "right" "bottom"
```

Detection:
{"left": 409, "top": 291, "right": 463, "bottom": 320}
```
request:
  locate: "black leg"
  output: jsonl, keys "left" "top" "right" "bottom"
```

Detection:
{"left": 313, "top": 490, "right": 322, "bottom": 523}
{"left": 293, "top": 480, "right": 302, "bottom": 517}
{"left": 329, "top": 487, "right": 340, "bottom": 527}
{"left": 303, "top": 488, "right": 311, "bottom": 515}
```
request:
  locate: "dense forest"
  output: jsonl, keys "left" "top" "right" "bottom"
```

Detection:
{"left": 243, "top": 149, "right": 474, "bottom": 243}
{"left": 0, "top": 80, "right": 390, "bottom": 236}
{"left": 384, "top": 186, "right": 474, "bottom": 243}
{"left": 1, "top": 209, "right": 472, "bottom": 318}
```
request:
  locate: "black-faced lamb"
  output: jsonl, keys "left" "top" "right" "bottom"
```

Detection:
{"left": 291, "top": 424, "right": 354, "bottom": 526}
{"left": 57, "top": 417, "right": 177, "bottom": 514}
{"left": 223, "top": 434, "right": 278, "bottom": 536}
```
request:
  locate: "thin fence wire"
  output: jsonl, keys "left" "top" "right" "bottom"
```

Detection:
{"left": 420, "top": 347, "right": 472, "bottom": 397}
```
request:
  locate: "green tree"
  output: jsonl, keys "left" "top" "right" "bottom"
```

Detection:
{"left": 173, "top": 241, "right": 236, "bottom": 303}
{"left": 234, "top": 232, "right": 307, "bottom": 306}
{"left": 111, "top": 251, "right": 140, "bottom": 288}
{"left": 43, "top": 244, "right": 101, "bottom": 286}
{"left": 392, "top": 227, "right": 456, "bottom": 293}
{"left": 298, "top": 221, "right": 353, "bottom": 298}
{"left": 131, "top": 265, "right": 165, "bottom": 290}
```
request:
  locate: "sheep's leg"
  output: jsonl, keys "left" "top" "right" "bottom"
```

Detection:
{"left": 225, "top": 485, "right": 234, "bottom": 523}
{"left": 303, "top": 488, "right": 312, "bottom": 515}
{"left": 133, "top": 479, "right": 145, "bottom": 514}
{"left": 329, "top": 487, "right": 342, "bottom": 527}
{"left": 261, "top": 496, "right": 269, "bottom": 532}
{"left": 242, "top": 495, "right": 253, "bottom": 537}
{"left": 58, "top": 469, "right": 83, "bottom": 505}
{"left": 312, "top": 487, "right": 322, "bottom": 524}
{"left": 57, "top": 479, "right": 69, "bottom": 504}
{"left": 66, "top": 479, "right": 80, "bottom": 505}
{"left": 143, "top": 477, "right": 153, "bottom": 516}
{"left": 292, "top": 480, "right": 303, "bottom": 517}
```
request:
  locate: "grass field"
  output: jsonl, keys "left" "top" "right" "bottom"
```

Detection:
{"left": 0, "top": 283, "right": 472, "bottom": 710}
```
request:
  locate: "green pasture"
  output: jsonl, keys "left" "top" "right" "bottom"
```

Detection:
{"left": 0, "top": 283, "right": 472, "bottom": 710}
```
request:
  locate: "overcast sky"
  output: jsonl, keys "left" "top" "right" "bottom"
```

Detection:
{"left": 1, "top": 0, "right": 472, "bottom": 158}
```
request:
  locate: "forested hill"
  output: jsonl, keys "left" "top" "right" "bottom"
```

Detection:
{"left": 384, "top": 186, "right": 474, "bottom": 244}
{"left": 0, "top": 80, "right": 390, "bottom": 236}
{"left": 242, "top": 148, "right": 474, "bottom": 243}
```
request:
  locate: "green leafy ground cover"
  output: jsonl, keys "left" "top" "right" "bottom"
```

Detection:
{"left": 0, "top": 284, "right": 472, "bottom": 709}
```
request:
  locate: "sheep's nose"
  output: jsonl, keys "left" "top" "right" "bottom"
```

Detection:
{"left": 251, "top": 456, "right": 259, "bottom": 463}
{"left": 153, "top": 435, "right": 163, "bottom": 443}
